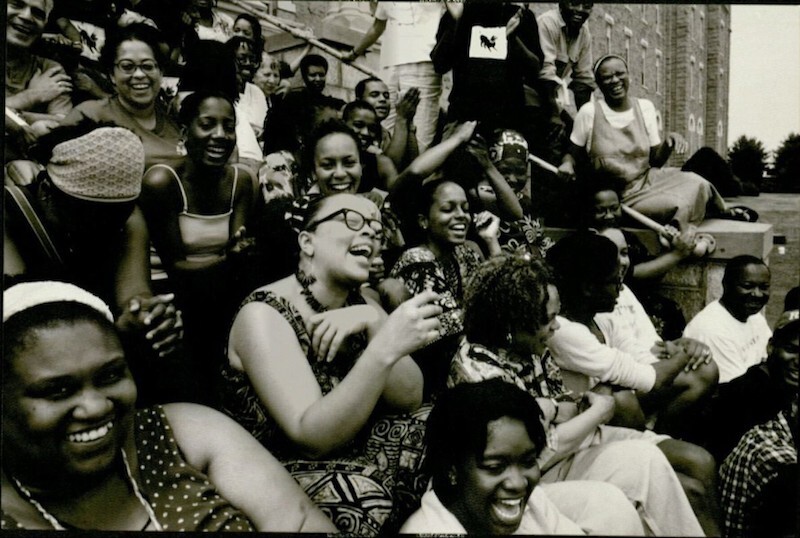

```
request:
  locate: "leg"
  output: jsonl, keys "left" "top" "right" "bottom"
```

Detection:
{"left": 658, "top": 439, "right": 723, "bottom": 537}
{"left": 544, "top": 439, "right": 703, "bottom": 536}
{"left": 541, "top": 481, "right": 644, "bottom": 536}
{"left": 608, "top": 388, "right": 647, "bottom": 429}
{"left": 642, "top": 360, "right": 718, "bottom": 439}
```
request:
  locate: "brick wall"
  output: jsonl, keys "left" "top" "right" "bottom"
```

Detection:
{"left": 218, "top": 2, "right": 730, "bottom": 158}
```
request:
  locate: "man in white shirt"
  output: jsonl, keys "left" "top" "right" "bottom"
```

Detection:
{"left": 684, "top": 255, "right": 772, "bottom": 383}
{"left": 345, "top": 1, "right": 445, "bottom": 151}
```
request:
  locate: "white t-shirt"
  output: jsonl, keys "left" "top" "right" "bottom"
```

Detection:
{"left": 195, "top": 11, "right": 234, "bottom": 43}
{"left": 595, "top": 284, "right": 662, "bottom": 363}
{"left": 237, "top": 83, "right": 268, "bottom": 137}
{"left": 375, "top": 2, "right": 443, "bottom": 68}
{"left": 400, "top": 486, "right": 584, "bottom": 535}
{"left": 683, "top": 300, "right": 772, "bottom": 383}
{"left": 570, "top": 98, "right": 661, "bottom": 151}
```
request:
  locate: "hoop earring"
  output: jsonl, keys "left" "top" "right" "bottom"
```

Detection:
{"left": 176, "top": 139, "right": 187, "bottom": 157}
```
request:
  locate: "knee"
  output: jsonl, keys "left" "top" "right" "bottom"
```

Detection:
{"left": 680, "top": 360, "right": 718, "bottom": 397}
{"left": 677, "top": 474, "right": 709, "bottom": 504}
{"left": 665, "top": 441, "right": 717, "bottom": 484}
{"left": 695, "top": 359, "right": 719, "bottom": 388}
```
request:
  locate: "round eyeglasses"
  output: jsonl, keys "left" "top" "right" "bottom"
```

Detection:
{"left": 306, "top": 208, "right": 383, "bottom": 236}
{"left": 114, "top": 60, "right": 160, "bottom": 75}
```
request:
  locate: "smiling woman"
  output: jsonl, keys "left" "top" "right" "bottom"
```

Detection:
{"left": 138, "top": 90, "right": 254, "bottom": 406}
{"left": 58, "top": 23, "right": 182, "bottom": 168}
{"left": 221, "top": 192, "right": 442, "bottom": 534}
{"left": 401, "top": 379, "right": 583, "bottom": 535}
{"left": 0, "top": 281, "right": 335, "bottom": 532}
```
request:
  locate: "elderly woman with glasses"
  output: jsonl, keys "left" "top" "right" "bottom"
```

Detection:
{"left": 59, "top": 23, "right": 182, "bottom": 169}
{"left": 220, "top": 192, "right": 443, "bottom": 535}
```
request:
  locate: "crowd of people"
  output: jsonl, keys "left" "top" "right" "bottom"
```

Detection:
{"left": 4, "top": 0, "right": 796, "bottom": 536}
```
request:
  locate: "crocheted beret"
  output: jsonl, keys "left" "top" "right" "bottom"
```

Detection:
{"left": 46, "top": 127, "right": 144, "bottom": 203}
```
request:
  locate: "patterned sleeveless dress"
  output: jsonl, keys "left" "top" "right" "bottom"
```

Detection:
{"left": 220, "top": 289, "right": 430, "bottom": 535}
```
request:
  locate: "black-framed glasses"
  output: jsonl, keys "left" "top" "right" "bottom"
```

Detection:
{"left": 306, "top": 208, "right": 384, "bottom": 236}
{"left": 114, "top": 60, "right": 160, "bottom": 75}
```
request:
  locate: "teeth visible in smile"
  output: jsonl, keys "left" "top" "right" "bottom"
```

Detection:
{"left": 451, "top": 224, "right": 467, "bottom": 231}
{"left": 494, "top": 499, "right": 523, "bottom": 520}
{"left": 131, "top": 84, "right": 150, "bottom": 89}
{"left": 349, "top": 245, "right": 373, "bottom": 257}
{"left": 330, "top": 183, "right": 352, "bottom": 192}
{"left": 67, "top": 421, "right": 113, "bottom": 443}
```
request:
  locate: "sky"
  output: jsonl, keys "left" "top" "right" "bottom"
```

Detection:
{"left": 728, "top": 5, "right": 800, "bottom": 155}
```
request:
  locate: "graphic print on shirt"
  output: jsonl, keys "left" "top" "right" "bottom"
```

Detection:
{"left": 469, "top": 26, "right": 507, "bottom": 60}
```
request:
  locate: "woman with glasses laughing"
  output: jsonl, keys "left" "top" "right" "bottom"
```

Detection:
{"left": 221, "top": 192, "right": 443, "bottom": 535}
{"left": 59, "top": 23, "right": 182, "bottom": 168}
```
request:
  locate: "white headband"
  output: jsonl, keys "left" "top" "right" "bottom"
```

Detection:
{"left": 3, "top": 281, "right": 114, "bottom": 323}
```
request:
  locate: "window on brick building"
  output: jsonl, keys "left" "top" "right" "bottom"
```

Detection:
{"left": 641, "top": 5, "right": 648, "bottom": 24}
{"left": 640, "top": 39, "right": 649, "bottom": 89}
{"left": 624, "top": 27, "right": 632, "bottom": 66}
{"left": 690, "top": 56, "right": 696, "bottom": 100}
{"left": 655, "top": 5, "right": 662, "bottom": 34}
{"left": 605, "top": 14, "right": 615, "bottom": 55}
{"left": 698, "top": 10, "right": 705, "bottom": 48}
{"left": 698, "top": 62, "right": 704, "bottom": 104}
{"left": 655, "top": 50, "right": 662, "bottom": 94}
{"left": 688, "top": 7, "right": 695, "bottom": 41}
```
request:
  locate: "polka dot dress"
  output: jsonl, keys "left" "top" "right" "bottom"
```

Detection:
{"left": 1, "top": 407, "right": 255, "bottom": 531}
{"left": 133, "top": 406, "right": 255, "bottom": 532}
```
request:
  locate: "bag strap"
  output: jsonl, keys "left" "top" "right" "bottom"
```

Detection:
{"left": 5, "top": 185, "right": 65, "bottom": 265}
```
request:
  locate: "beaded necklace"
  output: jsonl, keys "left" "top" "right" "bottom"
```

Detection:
{"left": 9, "top": 449, "right": 162, "bottom": 531}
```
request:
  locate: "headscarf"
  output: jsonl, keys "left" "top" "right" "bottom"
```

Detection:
{"left": 490, "top": 129, "right": 529, "bottom": 164}
{"left": 592, "top": 54, "right": 628, "bottom": 81}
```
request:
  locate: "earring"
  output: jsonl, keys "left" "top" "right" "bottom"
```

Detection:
{"left": 176, "top": 139, "right": 187, "bottom": 156}
{"left": 448, "top": 470, "right": 457, "bottom": 486}
{"left": 296, "top": 268, "right": 316, "bottom": 288}
{"left": 506, "top": 332, "right": 513, "bottom": 346}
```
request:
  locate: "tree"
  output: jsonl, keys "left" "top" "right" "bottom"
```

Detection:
{"left": 772, "top": 133, "right": 800, "bottom": 193}
{"left": 728, "top": 135, "right": 768, "bottom": 191}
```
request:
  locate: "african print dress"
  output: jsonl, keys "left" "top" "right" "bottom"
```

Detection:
{"left": 220, "top": 290, "right": 429, "bottom": 536}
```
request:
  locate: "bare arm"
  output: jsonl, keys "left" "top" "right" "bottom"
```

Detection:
{"left": 346, "top": 17, "right": 387, "bottom": 60}
{"left": 164, "top": 403, "right": 337, "bottom": 533}
{"left": 383, "top": 88, "right": 420, "bottom": 168}
{"left": 115, "top": 207, "right": 154, "bottom": 310}
{"left": 6, "top": 65, "right": 73, "bottom": 113}
{"left": 650, "top": 132, "right": 687, "bottom": 168}
{"left": 390, "top": 121, "right": 477, "bottom": 197}
{"left": 542, "top": 393, "right": 615, "bottom": 468}
{"left": 228, "top": 291, "right": 440, "bottom": 458}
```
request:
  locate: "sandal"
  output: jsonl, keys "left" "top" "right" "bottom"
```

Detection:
{"left": 717, "top": 206, "right": 759, "bottom": 222}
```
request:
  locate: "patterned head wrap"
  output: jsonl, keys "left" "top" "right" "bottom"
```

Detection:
{"left": 46, "top": 127, "right": 144, "bottom": 203}
{"left": 3, "top": 281, "right": 114, "bottom": 323}
{"left": 284, "top": 194, "right": 323, "bottom": 235}
{"left": 490, "top": 129, "right": 529, "bottom": 164}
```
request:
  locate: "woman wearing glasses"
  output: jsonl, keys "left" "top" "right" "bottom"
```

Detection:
{"left": 59, "top": 23, "right": 183, "bottom": 169}
{"left": 221, "top": 192, "right": 442, "bottom": 535}
{"left": 139, "top": 90, "right": 253, "bottom": 406}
